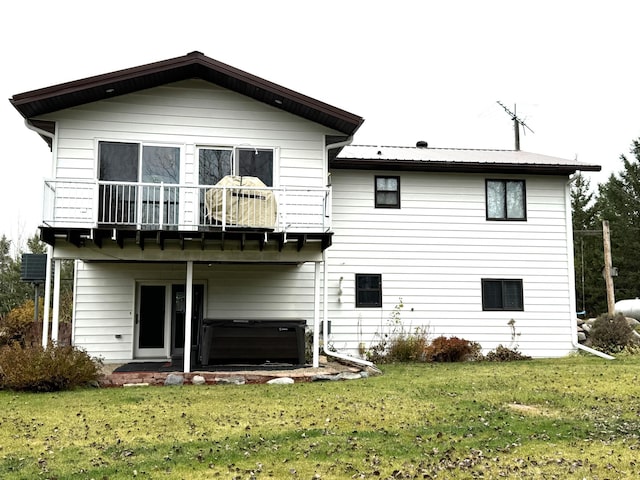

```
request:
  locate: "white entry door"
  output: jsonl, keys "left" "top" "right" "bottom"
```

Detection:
{"left": 134, "top": 284, "right": 171, "bottom": 358}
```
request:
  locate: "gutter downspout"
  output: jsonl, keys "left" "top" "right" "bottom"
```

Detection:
{"left": 324, "top": 136, "right": 354, "bottom": 173}
{"left": 322, "top": 250, "right": 378, "bottom": 370}
{"left": 566, "top": 173, "right": 614, "bottom": 360}
{"left": 320, "top": 136, "right": 379, "bottom": 371}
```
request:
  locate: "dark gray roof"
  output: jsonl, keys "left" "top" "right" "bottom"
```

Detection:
{"left": 332, "top": 145, "right": 601, "bottom": 175}
{"left": 10, "top": 51, "right": 364, "bottom": 137}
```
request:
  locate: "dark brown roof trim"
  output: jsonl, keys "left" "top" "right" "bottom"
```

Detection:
{"left": 10, "top": 51, "right": 364, "bottom": 136}
{"left": 330, "top": 158, "right": 601, "bottom": 175}
{"left": 27, "top": 120, "right": 56, "bottom": 150}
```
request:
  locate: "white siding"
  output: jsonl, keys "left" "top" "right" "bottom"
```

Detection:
{"left": 327, "top": 170, "right": 574, "bottom": 358}
{"left": 73, "top": 262, "right": 317, "bottom": 362}
{"left": 47, "top": 79, "right": 333, "bottom": 188}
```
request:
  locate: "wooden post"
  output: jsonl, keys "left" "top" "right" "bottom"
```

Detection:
{"left": 602, "top": 220, "right": 615, "bottom": 316}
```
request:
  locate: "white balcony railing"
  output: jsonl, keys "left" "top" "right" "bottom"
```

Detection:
{"left": 42, "top": 180, "right": 331, "bottom": 233}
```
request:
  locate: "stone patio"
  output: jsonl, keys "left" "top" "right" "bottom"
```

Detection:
{"left": 99, "top": 357, "right": 380, "bottom": 387}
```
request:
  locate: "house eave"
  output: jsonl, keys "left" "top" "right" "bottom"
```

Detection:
{"left": 10, "top": 51, "right": 364, "bottom": 137}
{"left": 329, "top": 158, "right": 601, "bottom": 176}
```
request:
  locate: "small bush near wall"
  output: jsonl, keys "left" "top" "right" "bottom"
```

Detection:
{"left": 386, "top": 330, "right": 429, "bottom": 362}
{"left": 0, "top": 343, "right": 102, "bottom": 392}
{"left": 590, "top": 313, "right": 635, "bottom": 354}
{"left": 424, "top": 336, "right": 482, "bottom": 362}
{"left": 484, "top": 345, "right": 531, "bottom": 362}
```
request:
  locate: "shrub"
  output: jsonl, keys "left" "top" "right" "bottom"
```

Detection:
{"left": 0, "top": 299, "right": 42, "bottom": 346}
{"left": 484, "top": 345, "right": 531, "bottom": 362}
{"left": 424, "top": 336, "right": 482, "bottom": 362}
{"left": 386, "top": 329, "right": 429, "bottom": 362}
{"left": 0, "top": 343, "right": 103, "bottom": 392}
{"left": 365, "top": 298, "right": 431, "bottom": 363}
{"left": 366, "top": 327, "right": 429, "bottom": 364}
{"left": 590, "top": 313, "right": 634, "bottom": 354}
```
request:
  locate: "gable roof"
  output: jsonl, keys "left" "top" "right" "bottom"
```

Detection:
{"left": 9, "top": 51, "right": 364, "bottom": 137}
{"left": 332, "top": 145, "right": 601, "bottom": 175}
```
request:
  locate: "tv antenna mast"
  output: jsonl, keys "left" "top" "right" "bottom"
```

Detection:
{"left": 497, "top": 101, "right": 534, "bottom": 151}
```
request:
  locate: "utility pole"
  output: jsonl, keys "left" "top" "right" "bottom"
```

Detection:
{"left": 602, "top": 220, "right": 616, "bottom": 316}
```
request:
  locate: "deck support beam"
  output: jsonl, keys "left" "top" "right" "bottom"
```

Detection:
{"left": 51, "top": 258, "right": 61, "bottom": 344}
{"left": 183, "top": 260, "right": 194, "bottom": 374}
{"left": 312, "top": 260, "right": 321, "bottom": 368}
{"left": 41, "top": 245, "right": 53, "bottom": 347}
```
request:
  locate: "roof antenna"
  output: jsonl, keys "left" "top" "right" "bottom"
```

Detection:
{"left": 497, "top": 101, "right": 534, "bottom": 151}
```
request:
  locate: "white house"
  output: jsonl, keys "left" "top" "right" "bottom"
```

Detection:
{"left": 10, "top": 52, "right": 600, "bottom": 371}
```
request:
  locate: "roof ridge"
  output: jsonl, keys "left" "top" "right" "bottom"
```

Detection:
{"left": 349, "top": 144, "right": 518, "bottom": 152}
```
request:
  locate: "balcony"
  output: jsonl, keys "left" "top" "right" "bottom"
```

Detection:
{"left": 41, "top": 179, "right": 332, "bottom": 250}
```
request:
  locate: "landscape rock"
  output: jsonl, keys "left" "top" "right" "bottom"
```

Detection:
{"left": 267, "top": 377, "right": 294, "bottom": 384}
{"left": 335, "top": 372, "right": 362, "bottom": 381}
{"left": 191, "top": 375, "right": 206, "bottom": 385}
{"left": 215, "top": 376, "right": 245, "bottom": 385}
{"left": 164, "top": 373, "right": 184, "bottom": 386}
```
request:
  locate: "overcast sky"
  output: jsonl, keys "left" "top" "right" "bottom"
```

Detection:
{"left": 2, "top": 0, "right": 639, "bottom": 251}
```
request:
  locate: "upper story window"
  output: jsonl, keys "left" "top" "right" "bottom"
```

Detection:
{"left": 198, "top": 147, "right": 274, "bottom": 187}
{"left": 356, "top": 274, "right": 382, "bottom": 308}
{"left": 481, "top": 279, "right": 524, "bottom": 311}
{"left": 486, "top": 179, "right": 526, "bottom": 220}
{"left": 375, "top": 176, "right": 400, "bottom": 208}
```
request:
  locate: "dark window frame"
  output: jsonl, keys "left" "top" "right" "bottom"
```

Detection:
{"left": 485, "top": 179, "right": 527, "bottom": 221}
{"left": 374, "top": 175, "right": 401, "bottom": 209}
{"left": 355, "top": 273, "right": 382, "bottom": 308}
{"left": 481, "top": 279, "right": 524, "bottom": 311}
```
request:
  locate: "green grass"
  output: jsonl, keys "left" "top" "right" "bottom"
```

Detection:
{"left": 1, "top": 355, "right": 639, "bottom": 479}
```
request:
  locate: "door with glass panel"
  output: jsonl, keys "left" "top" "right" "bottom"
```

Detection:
{"left": 197, "top": 146, "right": 274, "bottom": 226}
{"left": 98, "top": 142, "right": 181, "bottom": 227}
{"left": 140, "top": 145, "right": 180, "bottom": 227}
{"left": 135, "top": 284, "right": 170, "bottom": 358}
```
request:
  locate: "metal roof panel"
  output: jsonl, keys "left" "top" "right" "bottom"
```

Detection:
{"left": 333, "top": 145, "right": 601, "bottom": 175}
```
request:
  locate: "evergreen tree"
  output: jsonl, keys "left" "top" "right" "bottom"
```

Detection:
{"left": 571, "top": 174, "right": 605, "bottom": 316}
{"left": 597, "top": 139, "right": 640, "bottom": 304}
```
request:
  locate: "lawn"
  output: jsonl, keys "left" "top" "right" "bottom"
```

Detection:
{"left": 1, "top": 355, "right": 639, "bottom": 479}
